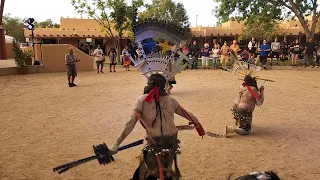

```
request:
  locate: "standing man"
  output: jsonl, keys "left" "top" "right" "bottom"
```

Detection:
{"left": 258, "top": 39, "right": 271, "bottom": 70}
{"left": 220, "top": 41, "right": 230, "bottom": 69}
{"left": 189, "top": 40, "right": 200, "bottom": 70}
{"left": 248, "top": 37, "right": 257, "bottom": 64}
{"left": 303, "top": 37, "right": 316, "bottom": 68}
{"left": 65, "top": 47, "right": 80, "bottom": 87}
{"left": 108, "top": 74, "right": 205, "bottom": 179}
{"left": 93, "top": 45, "right": 104, "bottom": 73}
{"left": 230, "top": 40, "right": 240, "bottom": 60}
{"left": 270, "top": 38, "right": 281, "bottom": 66}
{"left": 226, "top": 75, "right": 264, "bottom": 136}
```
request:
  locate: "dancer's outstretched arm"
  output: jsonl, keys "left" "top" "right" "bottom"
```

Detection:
{"left": 109, "top": 110, "right": 138, "bottom": 153}
{"left": 109, "top": 98, "right": 143, "bottom": 153}
{"left": 174, "top": 102, "right": 205, "bottom": 137}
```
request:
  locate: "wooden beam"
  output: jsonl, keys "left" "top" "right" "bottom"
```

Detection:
{"left": 0, "top": 0, "right": 7, "bottom": 59}
{"left": 0, "top": 0, "right": 5, "bottom": 21}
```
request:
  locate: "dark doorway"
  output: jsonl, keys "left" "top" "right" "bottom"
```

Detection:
{"left": 95, "top": 39, "right": 103, "bottom": 48}
{"left": 42, "top": 39, "right": 57, "bottom": 44}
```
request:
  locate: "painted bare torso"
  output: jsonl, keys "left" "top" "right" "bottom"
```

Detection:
{"left": 234, "top": 85, "right": 264, "bottom": 112}
{"left": 110, "top": 94, "right": 201, "bottom": 150}
{"left": 135, "top": 94, "right": 180, "bottom": 137}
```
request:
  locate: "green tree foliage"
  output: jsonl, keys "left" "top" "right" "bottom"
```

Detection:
{"left": 35, "top": 19, "right": 60, "bottom": 28}
{"left": 139, "top": 0, "right": 190, "bottom": 27}
{"left": 71, "top": 0, "right": 143, "bottom": 62}
{"left": 3, "top": 14, "right": 25, "bottom": 42}
{"left": 214, "top": 0, "right": 320, "bottom": 38}
{"left": 3, "top": 14, "right": 61, "bottom": 42}
{"left": 240, "top": 14, "right": 282, "bottom": 41}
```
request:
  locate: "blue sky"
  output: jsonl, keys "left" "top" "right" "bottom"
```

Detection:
{"left": 3, "top": 0, "right": 219, "bottom": 27}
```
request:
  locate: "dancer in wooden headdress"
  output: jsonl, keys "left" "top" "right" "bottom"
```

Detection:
{"left": 109, "top": 74, "right": 205, "bottom": 180}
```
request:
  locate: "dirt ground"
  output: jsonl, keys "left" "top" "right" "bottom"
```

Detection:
{"left": 0, "top": 68, "right": 320, "bottom": 180}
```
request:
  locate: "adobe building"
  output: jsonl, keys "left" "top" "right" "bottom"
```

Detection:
{"left": 23, "top": 17, "right": 131, "bottom": 55}
{"left": 191, "top": 17, "right": 320, "bottom": 46}
{"left": 23, "top": 17, "right": 320, "bottom": 52}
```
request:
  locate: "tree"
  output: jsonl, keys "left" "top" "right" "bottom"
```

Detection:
{"left": 35, "top": 19, "right": 60, "bottom": 28}
{"left": 139, "top": 0, "right": 190, "bottom": 27}
{"left": 214, "top": 0, "right": 320, "bottom": 39}
{"left": 71, "top": 0, "right": 143, "bottom": 63}
{"left": 240, "top": 14, "right": 283, "bottom": 42}
{"left": 3, "top": 14, "right": 25, "bottom": 42}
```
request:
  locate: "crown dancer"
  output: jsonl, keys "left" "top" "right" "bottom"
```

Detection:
{"left": 109, "top": 74, "right": 205, "bottom": 180}
{"left": 226, "top": 75, "right": 264, "bottom": 136}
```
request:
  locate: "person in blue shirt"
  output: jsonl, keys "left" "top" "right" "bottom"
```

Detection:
{"left": 259, "top": 39, "right": 271, "bottom": 69}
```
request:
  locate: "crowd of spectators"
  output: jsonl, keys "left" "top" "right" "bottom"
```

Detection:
{"left": 184, "top": 37, "right": 320, "bottom": 69}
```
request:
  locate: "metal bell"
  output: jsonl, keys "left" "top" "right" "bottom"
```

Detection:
{"left": 175, "top": 150, "right": 181, "bottom": 155}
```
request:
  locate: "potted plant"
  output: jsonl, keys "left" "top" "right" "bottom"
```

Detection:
{"left": 23, "top": 50, "right": 33, "bottom": 65}
{"left": 12, "top": 40, "right": 28, "bottom": 74}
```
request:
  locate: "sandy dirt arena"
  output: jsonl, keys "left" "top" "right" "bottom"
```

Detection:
{"left": 0, "top": 68, "right": 320, "bottom": 180}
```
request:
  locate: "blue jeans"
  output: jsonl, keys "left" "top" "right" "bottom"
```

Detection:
{"left": 192, "top": 57, "right": 198, "bottom": 69}
{"left": 212, "top": 57, "right": 218, "bottom": 69}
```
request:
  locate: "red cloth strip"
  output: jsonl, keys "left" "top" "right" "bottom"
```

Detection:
{"left": 243, "top": 83, "right": 260, "bottom": 99}
{"left": 178, "top": 106, "right": 205, "bottom": 137}
{"left": 156, "top": 155, "right": 164, "bottom": 180}
{"left": 145, "top": 87, "right": 160, "bottom": 103}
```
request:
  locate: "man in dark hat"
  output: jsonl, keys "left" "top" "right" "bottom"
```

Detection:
{"left": 109, "top": 74, "right": 205, "bottom": 180}
{"left": 226, "top": 75, "right": 264, "bottom": 136}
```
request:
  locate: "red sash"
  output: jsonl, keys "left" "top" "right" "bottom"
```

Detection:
{"left": 145, "top": 87, "right": 160, "bottom": 103}
{"left": 243, "top": 83, "right": 260, "bottom": 99}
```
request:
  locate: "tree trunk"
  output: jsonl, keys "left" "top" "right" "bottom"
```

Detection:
{"left": 116, "top": 39, "right": 121, "bottom": 64}
{"left": 309, "top": 0, "right": 319, "bottom": 39}
{"left": 0, "top": 0, "right": 7, "bottom": 59}
{"left": 0, "top": 0, "right": 5, "bottom": 21}
{"left": 0, "top": 24, "right": 7, "bottom": 59}
{"left": 286, "top": 0, "right": 313, "bottom": 39}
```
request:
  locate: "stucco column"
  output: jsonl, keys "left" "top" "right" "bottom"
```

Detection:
{"left": 0, "top": 23, "right": 7, "bottom": 59}
{"left": 56, "top": 38, "right": 62, "bottom": 44}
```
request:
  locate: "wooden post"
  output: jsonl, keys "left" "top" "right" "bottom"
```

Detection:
{"left": 0, "top": 0, "right": 7, "bottom": 59}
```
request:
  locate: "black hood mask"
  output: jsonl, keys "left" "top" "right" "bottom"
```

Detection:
{"left": 243, "top": 75, "right": 259, "bottom": 90}
{"left": 143, "top": 74, "right": 167, "bottom": 96}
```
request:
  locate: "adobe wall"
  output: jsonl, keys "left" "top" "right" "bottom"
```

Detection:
{"left": 41, "top": 44, "right": 94, "bottom": 72}
{"left": 5, "top": 43, "right": 14, "bottom": 58}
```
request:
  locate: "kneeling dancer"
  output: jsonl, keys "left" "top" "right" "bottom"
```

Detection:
{"left": 110, "top": 74, "right": 205, "bottom": 180}
{"left": 226, "top": 75, "right": 264, "bottom": 136}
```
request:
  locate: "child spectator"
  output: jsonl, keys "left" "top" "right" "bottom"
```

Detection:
{"left": 241, "top": 48, "right": 250, "bottom": 70}
{"left": 108, "top": 48, "right": 117, "bottom": 72}
{"left": 241, "top": 48, "right": 250, "bottom": 62}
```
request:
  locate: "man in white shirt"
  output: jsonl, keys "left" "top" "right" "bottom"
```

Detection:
{"left": 93, "top": 45, "right": 104, "bottom": 73}
{"left": 270, "top": 38, "right": 281, "bottom": 66}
